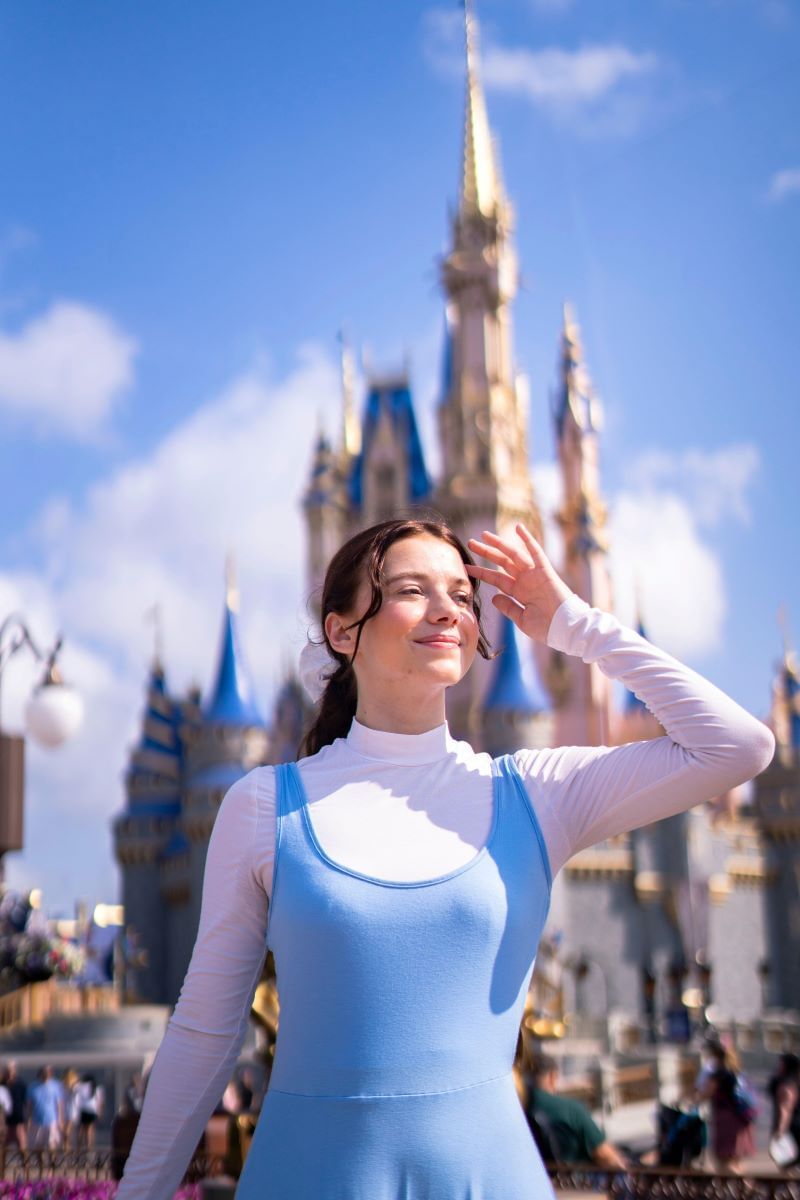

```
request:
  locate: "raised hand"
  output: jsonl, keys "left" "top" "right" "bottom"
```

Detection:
{"left": 466, "top": 524, "right": 574, "bottom": 645}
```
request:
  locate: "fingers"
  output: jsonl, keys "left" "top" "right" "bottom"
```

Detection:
{"left": 515, "top": 523, "right": 544, "bottom": 563}
{"left": 465, "top": 563, "right": 515, "bottom": 593}
{"left": 468, "top": 525, "right": 542, "bottom": 573}
{"left": 467, "top": 533, "right": 519, "bottom": 574}
{"left": 492, "top": 593, "right": 525, "bottom": 625}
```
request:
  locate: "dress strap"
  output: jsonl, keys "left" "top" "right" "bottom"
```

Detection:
{"left": 266, "top": 764, "right": 293, "bottom": 950}
{"left": 493, "top": 754, "right": 552, "bottom": 893}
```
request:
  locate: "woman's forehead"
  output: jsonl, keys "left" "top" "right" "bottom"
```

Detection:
{"left": 383, "top": 534, "right": 467, "bottom": 577}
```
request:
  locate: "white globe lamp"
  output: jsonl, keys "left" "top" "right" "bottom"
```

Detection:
{"left": 25, "top": 676, "right": 84, "bottom": 748}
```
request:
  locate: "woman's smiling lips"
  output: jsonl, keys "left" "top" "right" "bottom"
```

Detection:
{"left": 414, "top": 635, "right": 461, "bottom": 648}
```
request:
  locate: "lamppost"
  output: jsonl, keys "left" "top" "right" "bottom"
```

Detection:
{"left": 0, "top": 614, "right": 83, "bottom": 880}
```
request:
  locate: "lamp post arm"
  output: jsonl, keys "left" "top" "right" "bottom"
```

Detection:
{"left": 0, "top": 614, "right": 49, "bottom": 733}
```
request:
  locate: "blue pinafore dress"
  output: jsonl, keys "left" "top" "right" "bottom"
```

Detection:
{"left": 237, "top": 755, "right": 555, "bottom": 1199}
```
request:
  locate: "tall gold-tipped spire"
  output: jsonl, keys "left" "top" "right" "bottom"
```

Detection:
{"left": 556, "top": 302, "right": 603, "bottom": 436}
{"left": 338, "top": 329, "right": 361, "bottom": 458}
{"left": 461, "top": 0, "right": 502, "bottom": 218}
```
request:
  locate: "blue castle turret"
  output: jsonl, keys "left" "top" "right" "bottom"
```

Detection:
{"left": 113, "top": 658, "right": 189, "bottom": 1001}
{"left": 113, "top": 566, "right": 270, "bottom": 1006}
{"left": 349, "top": 376, "right": 431, "bottom": 521}
{"left": 204, "top": 590, "right": 263, "bottom": 727}
{"left": 483, "top": 616, "right": 552, "bottom": 756}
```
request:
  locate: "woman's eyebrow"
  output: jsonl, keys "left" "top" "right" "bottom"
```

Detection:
{"left": 383, "top": 571, "right": 473, "bottom": 589}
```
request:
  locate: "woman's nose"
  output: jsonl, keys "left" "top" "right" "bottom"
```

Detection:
{"left": 429, "top": 593, "right": 460, "bottom": 622}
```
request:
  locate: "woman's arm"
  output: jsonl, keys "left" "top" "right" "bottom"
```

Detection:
{"left": 775, "top": 1081, "right": 799, "bottom": 1136}
{"left": 116, "top": 770, "right": 270, "bottom": 1200}
{"left": 467, "top": 524, "right": 775, "bottom": 874}
{"left": 516, "top": 593, "right": 775, "bottom": 873}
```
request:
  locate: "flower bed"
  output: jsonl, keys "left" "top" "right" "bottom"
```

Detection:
{"left": 0, "top": 1186, "right": 200, "bottom": 1200}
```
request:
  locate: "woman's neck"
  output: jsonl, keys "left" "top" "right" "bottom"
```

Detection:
{"left": 354, "top": 689, "right": 447, "bottom": 735}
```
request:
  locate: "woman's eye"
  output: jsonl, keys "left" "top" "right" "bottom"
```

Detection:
{"left": 399, "top": 587, "right": 424, "bottom": 596}
{"left": 453, "top": 592, "right": 473, "bottom": 605}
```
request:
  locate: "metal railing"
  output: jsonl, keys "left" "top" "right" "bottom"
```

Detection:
{"left": 0, "top": 981, "right": 119, "bottom": 1035}
{"left": 550, "top": 1163, "right": 800, "bottom": 1198}
{"left": 0, "top": 1147, "right": 223, "bottom": 1183}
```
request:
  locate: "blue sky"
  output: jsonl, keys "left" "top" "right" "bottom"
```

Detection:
{"left": 0, "top": 0, "right": 798, "bottom": 915}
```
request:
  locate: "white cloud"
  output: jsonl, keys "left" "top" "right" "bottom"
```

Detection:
{"left": 532, "top": 459, "right": 564, "bottom": 565}
{"left": 623, "top": 444, "right": 761, "bottom": 529}
{"left": 608, "top": 491, "right": 726, "bottom": 659}
{"left": 422, "top": 9, "right": 660, "bottom": 136}
{"left": 482, "top": 44, "right": 659, "bottom": 109}
{"left": 767, "top": 168, "right": 800, "bottom": 203}
{"left": 533, "top": 444, "right": 763, "bottom": 660}
{"left": 0, "top": 301, "right": 137, "bottom": 441}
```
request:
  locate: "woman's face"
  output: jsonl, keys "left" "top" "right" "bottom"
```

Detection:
{"left": 326, "top": 533, "right": 480, "bottom": 695}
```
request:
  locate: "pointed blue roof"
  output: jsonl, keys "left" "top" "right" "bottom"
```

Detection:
{"left": 485, "top": 617, "right": 549, "bottom": 714}
{"left": 349, "top": 380, "right": 431, "bottom": 507}
{"left": 204, "top": 600, "right": 263, "bottom": 726}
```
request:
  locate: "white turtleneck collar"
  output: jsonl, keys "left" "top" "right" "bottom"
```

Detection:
{"left": 345, "top": 718, "right": 456, "bottom": 765}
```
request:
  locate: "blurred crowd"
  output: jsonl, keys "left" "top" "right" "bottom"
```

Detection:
{"left": 0, "top": 1061, "right": 107, "bottom": 1152}
{"left": 514, "top": 1035, "right": 800, "bottom": 1176}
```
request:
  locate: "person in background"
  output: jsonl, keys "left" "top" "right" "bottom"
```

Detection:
{"left": 4, "top": 1061, "right": 28, "bottom": 1150}
{"left": 28, "top": 1065, "right": 64, "bottom": 1151}
{"left": 111, "top": 1093, "right": 142, "bottom": 1183}
{"left": 699, "top": 1043, "right": 756, "bottom": 1172}
{"left": 124, "top": 1072, "right": 145, "bottom": 1116}
{"left": 528, "top": 1056, "right": 629, "bottom": 1171}
{"left": 62, "top": 1068, "right": 81, "bottom": 1150}
{"left": 76, "top": 1073, "right": 104, "bottom": 1151}
{"left": 767, "top": 1053, "right": 800, "bottom": 1171}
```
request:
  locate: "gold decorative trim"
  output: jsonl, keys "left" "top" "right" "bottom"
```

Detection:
{"left": 565, "top": 849, "right": 634, "bottom": 881}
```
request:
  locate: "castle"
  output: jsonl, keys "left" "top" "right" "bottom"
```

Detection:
{"left": 113, "top": 5, "right": 799, "bottom": 1028}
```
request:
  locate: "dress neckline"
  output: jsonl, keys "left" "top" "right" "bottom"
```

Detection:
{"left": 286, "top": 760, "right": 502, "bottom": 890}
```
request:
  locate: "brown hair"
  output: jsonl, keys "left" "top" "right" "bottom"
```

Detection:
{"left": 300, "top": 516, "right": 493, "bottom": 757}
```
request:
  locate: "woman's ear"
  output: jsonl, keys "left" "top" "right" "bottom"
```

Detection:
{"left": 325, "top": 611, "right": 357, "bottom": 658}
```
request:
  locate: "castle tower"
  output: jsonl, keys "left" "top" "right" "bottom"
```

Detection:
{"left": 435, "top": 1, "right": 542, "bottom": 741}
{"left": 550, "top": 304, "right": 614, "bottom": 746}
{"left": 755, "top": 632, "right": 798, "bottom": 1009}
{"left": 174, "top": 564, "right": 269, "bottom": 1003}
{"left": 303, "top": 428, "right": 348, "bottom": 608}
{"left": 349, "top": 374, "right": 431, "bottom": 529}
{"left": 113, "top": 657, "right": 183, "bottom": 1003}
{"left": 437, "top": 1, "right": 540, "bottom": 549}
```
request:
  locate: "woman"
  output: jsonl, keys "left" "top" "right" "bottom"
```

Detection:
{"left": 76, "top": 1073, "right": 104, "bottom": 1151}
{"left": 768, "top": 1053, "right": 800, "bottom": 1170}
{"left": 700, "top": 1042, "right": 756, "bottom": 1172}
{"left": 116, "top": 518, "right": 774, "bottom": 1199}
{"left": 61, "top": 1068, "right": 81, "bottom": 1151}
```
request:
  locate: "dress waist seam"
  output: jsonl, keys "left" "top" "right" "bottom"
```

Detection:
{"left": 268, "top": 1069, "right": 513, "bottom": 1102}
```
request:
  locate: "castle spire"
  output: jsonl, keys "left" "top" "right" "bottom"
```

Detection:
{"left": 555, "top": 302, "right": 603, "bottom": 441}
{"left": 461, "top": 0, "right": 502, "bottom": 218}
{"left": 551, "top": 303, "right": 613, "bottom": 746}
{"left": 204, "top": 568, "right": 262, "bottom": 726}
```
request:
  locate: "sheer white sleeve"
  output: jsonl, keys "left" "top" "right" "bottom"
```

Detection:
{"left": 515, "top": 595, "right": 775, "bottom": 877}
{"left": 116, "top": 769, "right": 270, "bottom": 1200}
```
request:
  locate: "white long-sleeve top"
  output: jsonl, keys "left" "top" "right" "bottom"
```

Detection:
{"left": 117, "top": 594, "right": 775, "bottom": 1200}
